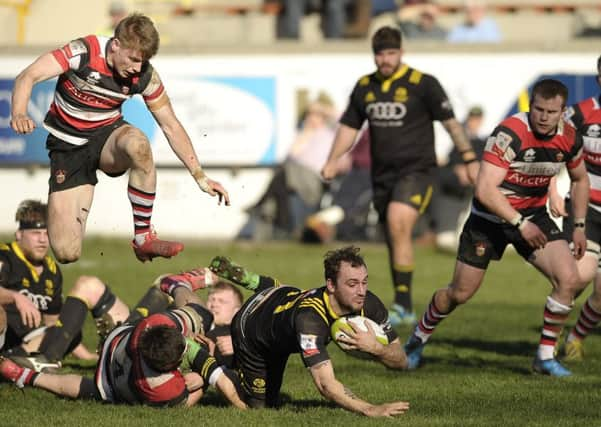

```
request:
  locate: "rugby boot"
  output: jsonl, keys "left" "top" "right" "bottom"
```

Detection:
{"left": 0, "top": 356, "right": 36, "bottom": 388}
{"left": 95, "top": 312, "right": 121, "bottom": 354}
{"left": 532, "top": 357, "right": 572, "bottom": 377}
{"left": 132, "top": 230, "right": 184, "bottom": 262}
{"left": 404, "top": 334, "right": 425, "bottom": 370}
{"left": 563, "top": 339, "right": 584, "bottom": 362}
{"left": 209, "top": 256, "right": 260, "bottom": 289}
{"left": 388, "top": 303, "right": 417, "bottom": 327}
{"left": 6, "top": 352, "right": 60, "bottom": 374}
{"left": 159, "top": 268, "right": 216, "bottom": 294}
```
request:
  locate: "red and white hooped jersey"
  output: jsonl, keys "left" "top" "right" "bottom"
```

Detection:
{"left": 473, "top": 112, "right": 583, "bottom": 220}
{"left": 44, "top": 35, "right": 164, "bottom": 146}
{"left": 95, "top": 312, "right": 188, "bottom": 406}
{"left": 565, "top": 96, "right": 601, "bottom": 212}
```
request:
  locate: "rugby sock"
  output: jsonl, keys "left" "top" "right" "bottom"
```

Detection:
{"left": 392, "top": 264, "right": 413, "bottom": 312}
{"left": 38, "top": 296, "right": 88, "bottom": 361}
{"left": 537, "top": 296, "right": 571, "bottom": 360}
{"left": 567, "top": 297, "right": 601, "bottom": 343}
{"left": 414, "top": 294, "right": 449, "bottom": 343}
{"left": 128, "top": 185, "right": 155, "bottom": 245}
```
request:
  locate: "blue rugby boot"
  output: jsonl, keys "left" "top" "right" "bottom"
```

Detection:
{"left": 532, "top": 357, "right": 572, "bottom": 377}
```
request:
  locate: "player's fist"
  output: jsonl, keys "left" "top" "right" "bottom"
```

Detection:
{"left": 321, "top": 161, "right": 338, "bottom": 181}
{"left": 10, "top": 113, "right": 35, "bottom": 134}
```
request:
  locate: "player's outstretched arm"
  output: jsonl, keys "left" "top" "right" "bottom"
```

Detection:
{"left": 11, "top": 52, "right": 64, "bottom": 135}
{"left": 309, "top": 360, "right": 409, "bottom": 417}
{"left": 442, "top": 117, "right": 479, "bottom": 184}
{"left": 149, "top": 91, "right": 230, "bottom": 206}
{"left": 321, "top": 124, "right": 359, "bottom": 181}
{"left": 336, "top": 324, "right": 407, "bottom": 369}
{"left": 214, "top": 370, "right": 247, "bottom": 409}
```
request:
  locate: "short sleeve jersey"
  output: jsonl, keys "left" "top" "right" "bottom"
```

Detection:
{"left": 44, "top": 35, "right": 164, "bottom": 145}
{"left": 249, "top": 286, "right": 397, "bottom": 368}
{"left": 340, "top": 64, "right": 455, "bottom": 179}
{"left": 474, "top": 112, "right": 583, "bottom": 218}
{"left": 0, "top": 242, "right": 62, "bottom": 338}
{"left": 564, "top": 96, "right": 601, "bottom": 210}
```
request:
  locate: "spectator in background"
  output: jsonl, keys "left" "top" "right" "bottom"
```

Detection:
{"left": 97, "top": 1, "right": 129, "bottom": 37}
{"left": 303, "top": 128, "right": 373, "bottom": 243}
{"left": 398, "top": 1, "right": 446, "bottom": 40}
{"left": 431, "top": 106, "right": 486, "bottom": 252}
{"left": 446, "top": 0, "right": 501, "bottom": 43}
{"left": 245, "top": 96, "right": 337, "bottom": 239}
{"left": 270, "top": 0, "right": 351, "bottom": 39}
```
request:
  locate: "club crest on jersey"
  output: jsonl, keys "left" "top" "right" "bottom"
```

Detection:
{"left": 86, "top": 71, "right": 101, "bottom": 85}
{"left": 394, "top": 87, "right": 408, "bottom": 102}
{"left": 523, "top": 148, "right": 536, "bottom": 162}
{"left": 55, "top": 169, "right": 66, "bottom": 184}
{"left": 475, "top": 242, "right": 486, "bottom": 257}
{"left": 587, "top": 124, "right": 601, "bottom": 137}
{"left": 121, "top": 86, "right": 130, "bottom": 95}
{"left": 556, "top": 152, "right": 564, "bottom": 162}
{"left": 300, "top": 334, "right": 319, "bottom": 357}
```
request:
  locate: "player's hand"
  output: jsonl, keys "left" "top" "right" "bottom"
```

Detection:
{"left": 519, "top": 220, "right": 547, "bottom": 250}
{"left": 321, "top": 161, "right": 338, "bottom": 181}
{"left": 215, "top": 335, "right": 234, "bottom": 356}
{"left": 465, "top": 160, "right": 479, "bottom": 185}
{"left": 572, "top": 228, "right": 587, "bottom": 260}
{"left": 365, "top": 401, "right": 410, "bottom": 417}
{"left": 194, "top": 333, "right": 216, "bottom": 356}
{"left": 548, "top": 194, "right": 567, "bottom": 218}
{"left": 336, "top": 321, "right": 382, "bottom": 355}
{"left": 10, "top": 113, "right": 36, "bottom": 134}
{"left": 196, "top": 176, "right": 231, "bottom": 206}
{"left": 13, "top": 292, "right": 41, "bottom": 328}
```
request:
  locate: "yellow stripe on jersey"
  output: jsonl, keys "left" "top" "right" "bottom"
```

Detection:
{"left": 11, "top": 241, "right": 40, "bottom": 282}
{"left": 409, "top": 69, "right": 423, "bottom": 85}
{"left": 419, "top": 185, "right": 433, "bottom": 214}
{"left": 45, "top": 256, "right": 57, "bottom": 274}
{"left": 359, "top": 75, "right": 370, "bottom": 86}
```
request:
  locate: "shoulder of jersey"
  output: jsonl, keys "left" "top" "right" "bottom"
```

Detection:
{"left": 358, "top": 73, "right": 375, "bottom": 87}
{"left": 0, "top": 243, "right": 11, "bottom": 252}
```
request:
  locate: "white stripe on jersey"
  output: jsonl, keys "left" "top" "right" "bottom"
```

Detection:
{"left": 589, "top": 173, "right": 601, "bottom": 193}
{"left": 42, "top": 123, "right": 88, "bottom": 145}
{"left": 510, "top": 161, "right": 562, "bottom": 176}
{"left": 54, "top": 91, "right": 121, "bottom": 122}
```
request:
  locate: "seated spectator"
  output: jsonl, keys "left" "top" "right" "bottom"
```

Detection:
{"left": 243, "top": 96, "right": 338, "bottom": 239}
{"left": 431, "top": 106, "right": 486, "bottom": 252}
{"left": 398, "top": 1, "right": 446, "bottom": 40}
{"left": 269, "top": 0, "right": 351, "bottom": 39}
{"left": 446, "top": 0, "right": 501, "bottom": 43}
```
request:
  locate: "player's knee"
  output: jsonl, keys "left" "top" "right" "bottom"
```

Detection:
{"left": 447, "top": 285, "right": 471, "bottom": 305}
{"left": 71, "top": 275, "right": 106, "bottom": 305}
{"left": 123, "top": 128, "right": 152, "bottom": 165}
{"left": 53, "top": 244, "right": 82, "bottom": 264}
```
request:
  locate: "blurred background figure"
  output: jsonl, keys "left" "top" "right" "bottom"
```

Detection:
{"left": 397, "top": 1, "right": 446, "bottom": 40}
{"left": 446, "top": 0, "right": 501, "bottom": 43}
{"left": 431, "top": 106, "right": 486, "bottom": 252}
{"left": 303, "top": 128, "right": 374, "bottom": 243}
{"left": 270, "top": 0, "right": 351, "bottom": 39}
{"left": 97, "top": 1, "right": 129, "bottom": 36}
{"left": 242, "top": 95, "right": 338, "bottom": 240}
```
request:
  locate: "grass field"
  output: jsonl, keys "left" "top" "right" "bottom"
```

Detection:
{"left": 0, "top": 237, "right": 599, "bottom": 427}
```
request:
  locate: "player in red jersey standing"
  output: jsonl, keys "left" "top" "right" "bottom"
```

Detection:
{"left": 404, "top": 79, "right": 590, "bottom": 376}
{"left": 10, "top": 13, "right": 229, "bottom": 264}
{"left": 549, "top": 56, "right": 601, "bottom": 361}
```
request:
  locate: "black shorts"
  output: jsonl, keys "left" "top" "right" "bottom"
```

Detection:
{"left": 230, "top": 290, "right": 289, "bottom": 408}
{"left": 47, "top": 120, "right": 128, "bottom": 193}
{"left": 372, "top": 170, "right": 434, "bottom": 222}
{"left": 563, "top": 198, "right": 601, "bottom": 245}
{"left": 457, "top": 209, "right": 566, "bottom": 269}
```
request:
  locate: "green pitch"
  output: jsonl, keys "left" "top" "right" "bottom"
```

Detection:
{"left": 0, "top": 238, "right": 599, "bottom": 426}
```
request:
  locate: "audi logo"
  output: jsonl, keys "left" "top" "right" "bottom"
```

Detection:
{"left": 366, "top": 102, "right": 407, "bottom": 120}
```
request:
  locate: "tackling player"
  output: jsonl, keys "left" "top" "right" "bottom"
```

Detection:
{"left": 321, "top": 26, "right": 478, "bottom": 326}
{"left": 404, "top": 79, "right": 590, "bottom": 377}
{"left": 0, "top": 272, "right": 246, "bottom": 409}
{"left": 207, "top": 246, "right": 410, "bottom": 417}
{"left": 10, "top": 13, "right": 229, "bottom": 264}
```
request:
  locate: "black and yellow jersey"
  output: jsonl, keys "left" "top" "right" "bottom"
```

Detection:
{"left": 238, "top": 285, "right": 397, "bottom": 368}
{"left": 340, "top": 64, "right": 455, "bottom": 183}
{"left": 0, "top": 241, "right": 63, "bottom": 338}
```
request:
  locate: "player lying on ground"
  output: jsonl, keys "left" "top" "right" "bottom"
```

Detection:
{"left": 206, "top": 246, "right": 409, "bottom": 417}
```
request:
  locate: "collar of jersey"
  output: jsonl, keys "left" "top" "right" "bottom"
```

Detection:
{"left": 323, "top": 291, "right": 365, "bottom": 320}
{"left": 10, "top": 241, "right": 42, "bottom": 282}
{"left": 376, "top": 64, "right": 409, "bottom": 93}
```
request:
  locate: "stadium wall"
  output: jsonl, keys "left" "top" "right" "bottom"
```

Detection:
{"left": 0, "top": 52, "right": 591, "bottom": 238}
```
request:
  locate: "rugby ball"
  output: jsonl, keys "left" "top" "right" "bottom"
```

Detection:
{"left": 330, "top": 315, "right": 389, "bottom": 359}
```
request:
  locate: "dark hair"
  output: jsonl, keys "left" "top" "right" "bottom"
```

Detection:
{"left": 530, "top": 79, "right": 568, "bottom": 107}
{"left": 597, "top": 55, "right": 601, "bottom": 74}
{"left": 323, "top": 246, "right": 366, "bottom": 283}
{"left": 138, "top": 325, "right": 185, "bottom": 372}
{"left": 114, "top": 13, "right": 159, "bottom": 60}
{"left": 209, "top": 281, "right": 244, "bottom": 306}
{"left": 15, "top": 200, "right": 47, "bottom": 230}
{"left": 371, "top": 26, "right": 402, "bottom": 53}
